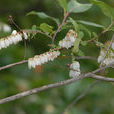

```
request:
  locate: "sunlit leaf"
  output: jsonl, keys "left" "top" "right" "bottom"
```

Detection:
{"left": 72, "top": 38, "right": 81, "bottom": 54}
{"left": 81, "top": 41, "right": 87, "bottom": 46}
{"left": 39, "top": 23, "right": 53, "bottom": 35}
{"left": 57, "top": 0, "right": 67, "bottom": 12}
{"left": 78, "top": 31, "right": 84, "bottom": 39}
{"left": 67, "top": 0, "right": 92, "bottom": 13}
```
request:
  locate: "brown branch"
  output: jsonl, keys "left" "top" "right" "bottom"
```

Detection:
{"left": 0, "top": 63, "right": 113, "bottom": 104}
{"left": 52, "top": 11, "right": 70, "bottom": 43}
{"left": 62, "top": 81, "right": 99, "bottom": 114}
{"left": 0, "top": 60, "right": 28, "bottom": 71}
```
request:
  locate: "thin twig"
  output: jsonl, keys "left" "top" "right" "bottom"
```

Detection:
{"left": 23, "top": 30, "right": 52, "bottom": 39}
{"left": 0, "top": 63, "right": 113, "bottom": 104}
{"left": 62, "top": 81, "right": 99, "bottom": 114}
{"left": 62, "top": 37, "right": 114, "bottom": 113}
{"left": 52, "top": 11, "right": 70, "bottom": 43}
{"left": 0, "top": 56, "right": 98, "bottom": 71}
{"left": 0, "top": 60, "right": 28, "bottom": 71}
{"left": 87, "top": 21, "right": 114, "bottom": 43}
{"left": 100, "top": 34, "right": 114, "bottom": 67}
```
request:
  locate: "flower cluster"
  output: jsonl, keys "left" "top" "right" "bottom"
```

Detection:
{"left": 112, "top": 42, "right": 114, "bottom": 50}
{"left": 59, "top": 29, "right": 77, "bottom": 49}
{"left": 28, "top": 50, "right": 60, "bottom": 69}
{"left": 98, "top": 41, "right": 114, "bottom": 65}
{"left": 0, "top": 22, "right": 11, "bottom": 32}
{"left": 0, "top": 30, "right": 28, "bottom": 50}
{"left": 69, "top": 61, "right": 81, "bottom": 78}
{"left": 98, "top": 49, "right": 114, "bottom": 65}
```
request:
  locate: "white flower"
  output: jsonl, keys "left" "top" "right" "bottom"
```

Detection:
{"left": 112, "top": 42, "right": 114, "bottom": 50}
{"left": 70, "top": 61, "right": 80, "bottom": 71}
{"left": 28, "top": 50, "right": 60, "bottom": 69}
{"left": 0, "top": 22, "right": 11, "bottom": 32}
{"left": 12, "top": 30, "right": 17, "bottom": 35}
{"left": 69, "top": 61, "right": 81, "bottom": 78}
{"left": 59, "top": 29, "right": 77, "bottom": 49}
{"left": 0, "top": 30, "right": 28, "bottom": 50}
{"left": 69, "top": 70, "right": 80, "bottom": 78}
{"left": 98, "top": 47, "right": 114, "bottom": 65}
{"left": 23, "top": 32, "right": 28, "bottom": 39}
{"left": 3, "top": 24, "right": 11, "bottom": 32}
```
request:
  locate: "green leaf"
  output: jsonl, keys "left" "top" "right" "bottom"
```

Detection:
{"left": 78, "top": 24, "right": 91, "bottom": 38}
{"left": 78, "top": 20, "right": 105, "bottom": 28}
{"left": 89, "top": 0, "right": 114, "bottom": 19}
{"left": 39, "top": 23, "right": 53, "bottom": 35}
{"left": 81, "top": 41, "right": 87, "bottom": 46}
{"left": 32, "top": 25, "right": 37, "bottom": 30}
{"left": 72, "top": 38, "right": 81, "bottom": 54}
{"left": 69, "top": 17, "right": 79, "bottom": 31}
{"left": 78, "top": 31, "right": 84, "bottom": 39}
{"left": 77, "top": 49, "right": 85, "bottom": 56}
{"left": 92, "top": 32, "right": 97, "bottom": 37}
{"left": 57, "top": 0, "right": 67, "bottom": 12}
{"left": 67, "top": 0, "right": 92, "bottom": 13}
{"left": 109, "top": 27, "right": 114, "bottom": 31}
{"left": 27, "top": 11, "right": 60, "bottom": 25}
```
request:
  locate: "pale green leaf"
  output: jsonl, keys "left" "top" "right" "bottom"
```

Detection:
{"left": 39, "top": 23, "right": 53, "bottom": 35}
{"left": 67, "top": 0, "right": 92, "bottom": 13}
{"left": 78, "top": 20, "right": 105, "bottom": 28}
{"left": 57, "top": 0, "right": 67, "bottom": 12}
{"left": 72, "top": 38, "right": 81, "bottom": 54}
{"left": 81, "top": 41, "right": 87, "bottom": 46}
{"left": 89, "top": 0, "right": 114, "bottom": 19}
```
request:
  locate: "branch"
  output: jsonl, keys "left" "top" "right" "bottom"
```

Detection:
{"left": 90, "top": 74, "right": 114, "bottom": 82}
{"left": 0, "top": 56, "right": 96, "bottom": 71}
{"left": 23, "top": 30, "right": 52, "bottom": 39}
{"left": 0, "top": 60, "right": 28, "bottom": 71}
{"left": 88, "top": 21, "right": 114, "bottom": 43}
{"left": 52, "top": 11, "right": 70, "bottom": 43}
{"left": 0, "top": 63, "right": 113, "bottom": 104}
{"left": 62, "top": 81, "right": 99, "bottom": 114}
{"left": 100, "top": 34, "right": 114, "bottom": 67}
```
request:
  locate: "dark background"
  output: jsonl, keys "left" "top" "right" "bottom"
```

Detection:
{"left": 0, "top": 0, "right": 114, "bottom": 114}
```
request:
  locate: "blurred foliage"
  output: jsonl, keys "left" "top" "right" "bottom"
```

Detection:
{"left": 0, "top": 0, "right": 114, "bottom": 114}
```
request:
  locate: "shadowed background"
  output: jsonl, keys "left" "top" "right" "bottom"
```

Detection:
{"left": 0, "top": 0, "right": 114, "bottom": 114}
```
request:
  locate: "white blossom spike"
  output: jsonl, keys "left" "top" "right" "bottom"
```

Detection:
{"left": 28, "top": 50, "right": 60, "bottom": 69}
{"left": 0, "top": 30, "right": 28, "bottom": 50}
{"left": 59, "top": 29, "right": 77, "bottom": 49}
{"left": 98, "top": 42, "right": 114, "bottom": 65}
{"left": 23, "top": 32, "right": 28, "bottom": 39}
{"left": 69, "top": 61, "right": 81, "bottom": 78}
{"left": 112, "top": 42, "right": 114, "bottom": 50}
